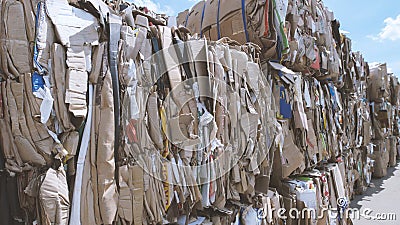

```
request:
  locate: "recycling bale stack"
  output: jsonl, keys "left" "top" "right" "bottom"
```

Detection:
{"left": 367, "top": 63, "right": 393, "bottom": 178}
{"left": 388, "top": 74, "right": 400, "bottom": 167}
{"left": 181, "top": 0, "right": 399, "bottom": 224}
{"left": 0, "top": 0, "right": 278, "bottom": 224}
{"left": 0, "top": 0, "right": 399, "bottom": 225}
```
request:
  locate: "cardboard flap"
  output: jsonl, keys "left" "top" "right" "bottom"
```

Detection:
{"left": 281, "top": 123, "right": 305, "bottom": 177}
{"left": 46, "top": 0, "right": 99, "bottom": 47}
{"left": 202, "top": 0, "right": 218, "bottom": 30}
{"left": 219, "top": 0, "right": 242, "bottom": 21}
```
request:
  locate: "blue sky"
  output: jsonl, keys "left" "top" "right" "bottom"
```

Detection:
{"left": 323, "top": 0, "right": 400, "bottom": 77}
{"left": 130, "top": 0, "right": 400, "bottom": 76}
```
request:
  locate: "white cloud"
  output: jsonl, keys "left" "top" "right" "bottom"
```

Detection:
{"left": 368, "top": 14, "right": 400, "bottom": 41}
{"left": 366, "top": 34, "right": 379, "bottom": 41}
{"left": 129, "top": 0, "right": 175, "bottom": 15}
{"left": 340, "top": 30, "right": 350, "bottom": 35}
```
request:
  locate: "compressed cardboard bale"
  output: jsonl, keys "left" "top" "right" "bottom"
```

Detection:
{"left": 178, "top": 0, "right": 271, "bottom": 49}
{"left": 372, "top": 150, "right": 387, "bottom": 178}
{"left": 372, "top": 141, "right": 388, "bottom": 178}
{"left": 2, "top": 0, "right": 400, "bottom": 224}
{"left": 177, "top": 0, "right": 243, "bottom": 36}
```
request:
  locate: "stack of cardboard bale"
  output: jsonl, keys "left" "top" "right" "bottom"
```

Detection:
{"left": 0, "top": 0, "right": 399, "bottom": 225}
{"left": 178, "top": 0, "right": 400, "bottom": 224}
{"left": 0, "top": 0, "right": 277, "bottom": 224}
{"left": 367, "top": 63, "right": 400, "bottom": 178}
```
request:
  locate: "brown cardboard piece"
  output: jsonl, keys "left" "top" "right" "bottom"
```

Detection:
{"left": 389, "top": 136, "right": 397, "bottom": 167}
{"left": 35, "top": 1, "right": 55, "bottom": 72}
{"left": 201, "top": 0, "right": 218, "bottom": 31}
{"left": 184, "top": 1, "right": 204, "bottom": 35}
{"left": 372, "top": 140, "right": 389, "bottom": 178}
{"left": 45, "top": 0, "right": 99, "bottom": 47}
{"left": 306, "top": 119, "right": 318, "bottom": 159}
{"left": 95, "top": 68, "right": 118, "bottom": 225}
{"left": 219, "top": 0, "right": 242, "bottom": 21}
{"left": 281, "top": 122, "right": 305, "bottom": 178}
{"left": 176, "top": 9, "right": 189, "bottom": 27}
{"left": 2, "top": 0, "right": 31, "bottom": 77}
{"left": 52, "top": 43, "right": 75, "bottom": 131}
{"left": 65, "top": 69, "right": 88, "bottom": 117}
{"left": 283, "top": 144, "right": 305, "bottom": 178}
{"left": 39, "top": 167, "right": 70, "bottom": 225}
{"left": 5, "top": 80, "right": 46, "bottom": 166}
{"left": 147, "top": 92, "right": 164, "bottom": 150}
{"left": 368, "top": 63, "right": 390, "bottom": 102}
{"left": 220, "top": 11, "right": 247, "bottom": 44}
{"left": 118, "top": 165, "right": 144, "bottom": 225}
